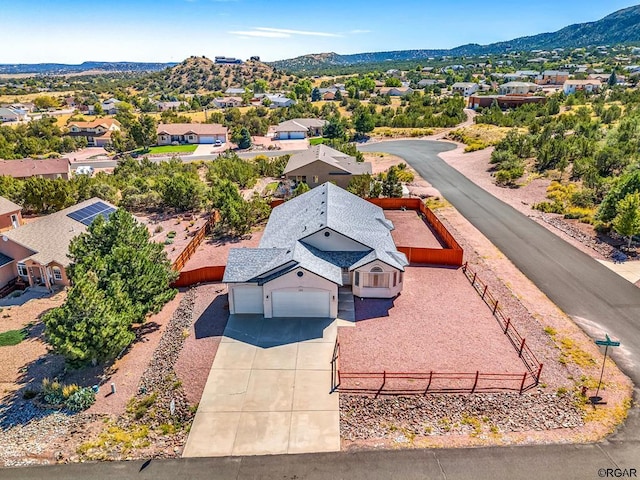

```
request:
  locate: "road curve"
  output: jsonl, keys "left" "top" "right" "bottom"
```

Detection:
{"left": 3, "top": 139, "right": 639, "bottom": 480}
{"left": 360, "top": 140, "right": 640, "bottom": 389}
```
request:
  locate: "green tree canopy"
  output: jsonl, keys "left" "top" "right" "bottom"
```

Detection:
{"left": 613, "top": 192, "right": 640, "bottom": 248}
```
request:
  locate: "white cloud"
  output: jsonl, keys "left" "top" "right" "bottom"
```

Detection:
{"left": 229, "top": 30, "right": 290, "bottom": 38}
{"left": 255, "top": 27, "right": 341, "bottom": 38}
{"left": 349, "top": 29, "right": 371, "bottom": 34}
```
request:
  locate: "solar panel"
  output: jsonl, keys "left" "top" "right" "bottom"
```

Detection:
{"left": 67, "top": 201, "right": 116, "bottom": 226}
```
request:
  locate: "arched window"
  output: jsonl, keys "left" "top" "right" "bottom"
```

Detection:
{"left": 370, "top": 266, "right": 383, "bottom": 273}
{"left": 364, "top": 266, "right": 388, "bottom": 288}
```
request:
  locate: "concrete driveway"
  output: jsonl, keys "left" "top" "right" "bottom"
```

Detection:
{"left": 183, "top": 315, "right": 339, "bottom": 457}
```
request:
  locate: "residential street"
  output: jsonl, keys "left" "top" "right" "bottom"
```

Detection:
{"left": 3, "top": 138, "right": 640, "bottom": 479}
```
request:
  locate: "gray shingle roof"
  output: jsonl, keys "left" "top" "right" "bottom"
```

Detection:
{"left": 283, "top": 145, "right": 372, "bottom": 176}
{"left": 275, "top": 118, "right": 328, "bottom": 133}
{"left": 225, "top": 183, "right": 408, "bottom": 285}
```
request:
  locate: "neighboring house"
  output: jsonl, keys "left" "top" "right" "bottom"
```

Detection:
{"left": 156, "top": 123, "right": 228, "bottom": 145}
{"left": 67, "top": 118, "right": 121, "bottom": 147}
{"left": 213, "top": 97, "right": 243, "bottom": 108}
{"left": 0, "top": 196, "right": 23, "bottom": 232}
{"left": 469, "top": 94, "right": 547, "bottom": 110}
{"left": 215, "top": 56, "right": 242, "bottom": 64}
{"left": 0, "top": 107, "right": 29, "bottom": 122}
{"left": 0, "top": 158, "right": 72, "bottom": 180}
{"left": 563, "top": 79, "right": 602, "bottom": 95}
{"left": 225, "top": 88, "right": 247, "bottom": 95}
{"left": 223, "top": 183, "right": 408, "bottom": 318}
{"left": 155, "top": 100, "right": 188, "bottom": 111}
{"left": 274, "top": 118, "right": 328, "bottom": 140}
{"left": 417, "top": 79, "right": 441, "bottom": 88}
{"left": 451, "top": 82, "right": 478, "bottom": 97}
{"left": 535, "top": 70, "right": 569, "bottom": 85}
{"left": 283, "top": 144, "right": 372, "bottom": 189}
{"left": 9, "top": 102, "right": 36, "bottom": 112}
{"left": 0, "top": 198, "right": 117, "bottom": 291}
{"left": 269, "top": 97, "right": 296, "bottom": 108}
{"left": 378, "top": 87, "right": 414, "bottom": 97}
{"left": 88, "top": 98, "right": 121, "bottom": 115}
{"left": 498, "top": 81, "right": 539, "bottom": 95}
{"left": 588, "top": 73, "right": 625, "bottom": 84}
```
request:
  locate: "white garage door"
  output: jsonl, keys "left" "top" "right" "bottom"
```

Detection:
{"left": 199, "top": 135, "right": 215, "bottom": 144}
{"left": 233, "top": 286, "right": 264, "bottom": 314}
{"left": 272, "top": 290, "right": 330, "bottom": 318}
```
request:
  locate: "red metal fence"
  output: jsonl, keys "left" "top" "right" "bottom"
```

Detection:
{"left": 331, "top": 341, "right": 539, "bottom": 396}
{"left": 461, "top": 262, "right": 543, "bottom": 379}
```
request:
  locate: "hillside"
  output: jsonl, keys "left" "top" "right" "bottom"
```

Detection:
{"left": 271, "top": 4, "right": 640, "bottom": 72}
{"left": 140, "top": 56, "right": 287, "bottom": 94}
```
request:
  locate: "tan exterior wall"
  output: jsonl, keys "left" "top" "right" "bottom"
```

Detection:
{"left": 285, "top": 161, "right": 355, "bottom": 189}
{"left": 352, "top": 259, "right": 403, "bottom": 299}
{"left": 0, "top": 263, "right": 17, "bottom": 288}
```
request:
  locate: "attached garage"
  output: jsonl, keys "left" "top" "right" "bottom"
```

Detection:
{"left": 199, "top": 136, "right": 215, "bottom": 144}
{"left": 272, "top": 289, "right": 331, "bottom": 318}
{"left": 232, "top": 285, "right": 264, "bottom": 314}
{"left": 278, "top": 131, "right": 305, "bottom": 140}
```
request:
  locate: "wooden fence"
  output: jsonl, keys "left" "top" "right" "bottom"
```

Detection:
{"left": 366, "top": 198, "right": 464, "bottom": 267}
{"left": 171, "top": 213, "right": 218, "bottom": 274}
{"left": 172, "top": 266, "right": 226, "bottom": 288}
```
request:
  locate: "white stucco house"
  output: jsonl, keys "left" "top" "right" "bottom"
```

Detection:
{"left": 223, "top": 183, "right": 409, "bottom": 318}
{"left": 563, "top": 79, "right": 602, "bottom": 95}
{"left": 451, "top": 82, "right": 479, "bottom": 97}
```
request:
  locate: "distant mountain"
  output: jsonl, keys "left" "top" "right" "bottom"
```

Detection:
{"left": 271, "top": 4, "right": 640, "bottom": 72}
{"left": 0, "top": 61, "right": 177, "bottom": 75}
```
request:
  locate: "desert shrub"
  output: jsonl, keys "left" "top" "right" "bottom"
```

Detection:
{"left": 65, "top": 387, "right": 96, "bottom": 412}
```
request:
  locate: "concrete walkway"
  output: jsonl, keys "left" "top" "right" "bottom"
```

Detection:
{"left": 183, "top": 315, "right": 340, "bottom": 457}
{"left": 597, "top": 259, "right": 640, "bottom": 284}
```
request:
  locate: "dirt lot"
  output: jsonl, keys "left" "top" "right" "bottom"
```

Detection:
{"left": 386, "top": 210, "right": 445, "bottom": 249}
{"left": 138, "top": 212, "right": 209, "bottom": 265}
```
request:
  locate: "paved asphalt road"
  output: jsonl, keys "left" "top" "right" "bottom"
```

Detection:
{"left": 5, "top": 139, "right": 640, "bottom": 479}
{"left": 74, "top": 149, "right": 299, "bottom": 170}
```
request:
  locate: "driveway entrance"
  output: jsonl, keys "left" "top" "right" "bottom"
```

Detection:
{"left": 183, "top": 315, "right": 339, "bottom": 457}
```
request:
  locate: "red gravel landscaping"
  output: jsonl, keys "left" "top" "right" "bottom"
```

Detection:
{"left": 182, "top": 230, "right": 264, "bottom": 272}
{"left": 174, "top": 284, "right": 229, "bottom": 404}
{"left": 338, "top": 266, "right": 529, "bottom": 392}
{"left": 386, "top": 210, "right": 445, "bottom": 249}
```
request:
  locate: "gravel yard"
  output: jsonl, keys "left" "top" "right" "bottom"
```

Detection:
{"left": 182, "top": 229, "right": 263, "bottom": 271}
{"left": 174, "top": 283, "right": 229, "bottom": 404}
{"left": 385, "top": 210, "right": 445, "bottom": 249}
{"left": 338, "top": 266, "right": 528, "bottom": 392}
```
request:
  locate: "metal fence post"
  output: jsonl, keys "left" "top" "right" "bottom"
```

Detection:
{"left": 519, "top": 372, "right": 528, "bottom": 394}
{"left": 519, "top": 338, "right": 526, "bottom": 357}
{"left": 472, "top": 371, "right": 479, "bottom": 393}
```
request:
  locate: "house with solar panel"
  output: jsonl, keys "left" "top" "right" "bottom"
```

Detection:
{"left": 0, "top": 198, "right": 116, "bottom": 292}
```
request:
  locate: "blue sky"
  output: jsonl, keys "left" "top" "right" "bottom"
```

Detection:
{"left": 2, "top": 0, "right": 639, "bottom": 63}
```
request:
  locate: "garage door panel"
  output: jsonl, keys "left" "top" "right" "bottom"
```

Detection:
{"left": 199, "top": 136, "right": 215, "bottom": 144}
{"left": 272, "top": 290, "right": 330, "bottom": 318}
{"left": 233, "top": 286, "right": 264, "bottom": 314}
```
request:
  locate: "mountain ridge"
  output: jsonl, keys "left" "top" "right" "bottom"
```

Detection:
{"left": 270, "top": 4, "right": 640, "bottom": 71}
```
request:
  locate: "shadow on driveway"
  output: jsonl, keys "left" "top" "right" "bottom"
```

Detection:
{"left": 223, "top": 315, "right": 334, "bottom": 348}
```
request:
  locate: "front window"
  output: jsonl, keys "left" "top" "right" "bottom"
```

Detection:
{"left": 362, "top": 266, "right": 390, "bottom": 288}
{"left": 313, "top": 176, "right": 319, "bottom": 184}
{"left": 52, "top": 267, "right": 63, "bottom": 281}
{"left": 17, "top": 263, "right": 28, "bottom": 277}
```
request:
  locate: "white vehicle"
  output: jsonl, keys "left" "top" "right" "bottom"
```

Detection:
{"left": 75, "top": 165, "right": 94, "bottom": 176}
